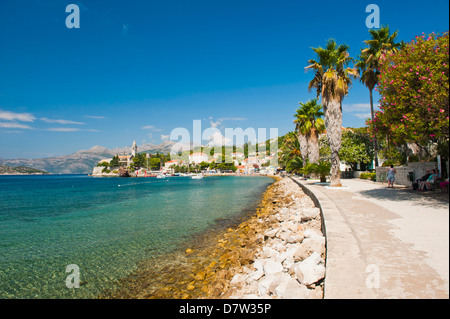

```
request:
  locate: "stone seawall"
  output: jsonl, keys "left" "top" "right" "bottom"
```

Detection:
{"left": 204, "top": 177, "right": 326, "bottom": 299}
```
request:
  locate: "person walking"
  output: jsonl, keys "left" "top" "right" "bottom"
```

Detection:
{"left": 387, "top": 165, "right": 396, "bottom": 188}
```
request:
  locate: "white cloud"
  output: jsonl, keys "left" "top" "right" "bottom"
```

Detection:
{"left": 209, "top": 117, "right": 246, "bottom": 128}
{"left": 161, "top": 134, "right": 169, "bottom": 141}
{"left": 46, "top": 128, "right": 81, "bottom": 132}
{"left": 40, "top": 117, "right": 85, "bottom": 125}
{"left": 0, "top": 110, "right": 35, "bottom": 122}
{"left": 0, "top": 122, "right": 33, "bottom": 129}
{"left": 354, "top": 113, "right": 372, "bottom": 119}
{"left": 84, "top": 115, "right": 105, "bottom": 119}
{"left": 206, "top": 131, "right": 232, "bottom": 147}
{"left": 142, "top": 125, "right": 162, "bottom": 131}
{"left": 343, "top": 103, "right": 371, "bottom": 112}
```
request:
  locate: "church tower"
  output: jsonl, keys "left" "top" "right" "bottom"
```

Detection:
{"left": 131, "top": 140, "right": 137, "bottom": 157}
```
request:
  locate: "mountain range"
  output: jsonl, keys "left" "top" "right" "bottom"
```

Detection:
{"left": 0, "top": 141, "right": 177, "bottom": 174}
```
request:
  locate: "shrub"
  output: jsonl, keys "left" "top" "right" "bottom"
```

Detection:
{"left": 360, "top": 172, "right": 376, "bottom": 181}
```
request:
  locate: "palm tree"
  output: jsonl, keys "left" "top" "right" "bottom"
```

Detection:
{"left": 356, "top": 26, "right": 401, "bottom": 167}
{"left": 279, "top": 132, "right": 302, "bottom": 168}
{"left": 294, "top": 98, "right": 325, "bottom": 164}
{"left": 286, "top": 156, "right": 303, "bottom": 174}
{"left": 306, "top": 39, "right": 358, "bottom": 187}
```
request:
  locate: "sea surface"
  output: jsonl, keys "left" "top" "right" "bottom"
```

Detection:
{"left": 0, "top": 174, "right": 273, "bottom": 298}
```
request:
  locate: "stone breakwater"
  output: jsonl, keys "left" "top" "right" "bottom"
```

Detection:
{"left": 100, "top": 177, "right": 326, "bottom": 299}
{"left": 206, "top": 177, "right": 326, "bottom": 299}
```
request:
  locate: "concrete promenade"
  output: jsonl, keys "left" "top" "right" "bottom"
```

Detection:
{"left": 293, "top": 177, "right": 449, "bottom": 299}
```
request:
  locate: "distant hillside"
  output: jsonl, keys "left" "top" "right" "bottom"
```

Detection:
{"left": 0, "top": 165, "right": 49, "bottom": 175}
{"left": 0, "top": 141, "right": 177, "bottom": 174}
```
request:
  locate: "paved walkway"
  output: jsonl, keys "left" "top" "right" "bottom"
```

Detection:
{"left": 293, "top": 177, "right": 449, "bottom": 299}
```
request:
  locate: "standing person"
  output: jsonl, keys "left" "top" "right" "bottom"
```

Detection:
{"left": 387, "top": 165, "right": 396, "bottom": 188}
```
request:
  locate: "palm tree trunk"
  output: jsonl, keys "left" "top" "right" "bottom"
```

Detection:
{"left": 298, "top": 134, "right": 309, "bottom": 163}
{"left": 369, "top": 88, "right": 379, "bottom": 167}
{"left": 308, "top": 130, "right": 320, "bottom": 164}
{"left": 324, "top": 98, "right": 342, "bottom": 187}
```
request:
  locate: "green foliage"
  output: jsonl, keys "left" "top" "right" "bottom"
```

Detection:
{"left": 302, "top": 160, "right": 331, "bottom": 182}
{"left": 149, "top": 157, "right": 161, "bottom": 170}
{"left": 379, "top": 147, "right": 406, "bottom": 166}
{"left": 320, "top": 129, "right": 374, "bottom": 169}
{"left": 294, "top": 99, "right": 325, "bottom": 136}
{"left": 285, "top": 156, "right": 303, "bottom": 174}
{"left": 109, "top": 155, "right": 119, "bottom": 167}
{"left": 360, "top": 172, "right": 376, "bottom": 181}
{"left": 278, "top": 132, "right": 302, "bottom": 169}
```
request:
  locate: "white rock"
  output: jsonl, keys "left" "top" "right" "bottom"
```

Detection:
{"left": 245, "top": 270, "right": 265, "bottom": 284}
{"left": 274, "top": 275, "right": 310, "bottom": 299}
{"left": 301, "top": 207, "right": 321, "bottom": 221}
{"left": 281, "top": 221, "right": 298, "bottom": 232}
{"left": 286, "top": 233, "right": 305, "bottom": 244}
{"left": 263, "top": 259, "right": 284, "bottom": 275}
{"left": 304, "top": 228, "right": 323, "bottom": 239}
{"left": 253, "top": 259, "right": 265, "bottom": 272}
{"left": 264, "top": 228, "right": 279, "bottom": 238}
{"left": 292, "top": 252, "right": 326, "bottom": 286}
{"left": 230, "top": 273, "right": 247, "bottom": 288}
{"left": 282, "top": 257, "right": 295, "bottom": 270}
{"left": 257, "top": 273, "right": 279, "bottom": 296}
{"left": 262, "top": 246, "right": 278, "bottom": 258}
{"left": 277, "top": 230, "right": 290, "bottom": 242}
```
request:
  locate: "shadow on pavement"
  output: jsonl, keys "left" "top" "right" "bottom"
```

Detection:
{"left": 356, "top": 186, "right": 449, "bottom": 209}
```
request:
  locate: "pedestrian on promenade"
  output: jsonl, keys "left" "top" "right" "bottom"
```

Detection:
{"left": 387, "top": 165, "right": 396, "bottom": 188}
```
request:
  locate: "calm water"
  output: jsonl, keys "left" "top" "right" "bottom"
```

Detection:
{"left": 0, "top": 174, "right": 273, "bottom": 298}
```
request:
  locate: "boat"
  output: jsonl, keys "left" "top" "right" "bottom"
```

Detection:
{"left": 191, "top": 173, "right": 204, "bottom": 179}
{"left": 156, "top": 174, "right": 166, "bottom": 179}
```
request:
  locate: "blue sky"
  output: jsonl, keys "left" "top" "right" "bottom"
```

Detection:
{"left": 0, "top": 0, "right": 448, "bottom": 158}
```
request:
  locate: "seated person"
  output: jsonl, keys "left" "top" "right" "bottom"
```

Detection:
{"left": 418, "top": 169, "right": 439, "bottom": 191}
{"left": 416, "top": 170, "right": 431, "bottom": 183}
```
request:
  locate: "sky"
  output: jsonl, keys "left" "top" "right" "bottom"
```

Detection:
{"left": 0, "top": 0, "right": 448, "bottom": 159}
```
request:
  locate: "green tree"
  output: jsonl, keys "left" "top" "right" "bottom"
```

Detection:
{"left": 109, "top": 155, "right": 119, "bottom": 167}
{"left": 278, "top": 132, "right": 302, "bottom": 169}
{"left": 320, "top": 128, "right": 374, "bottom": 170}
{"left": 150, "top": 158, "right": 161, "bottom": 170}
{"left": 369, "top": 32, "right": 449, "bottom": 160}
{"left": 294, "top": 98, "right": 325, "bottom": 164}
{"left": 356, "top": 26, "right": 401, "bottom": 167}
{"left": 285, "top": 156, "right": 303, "bottom": 174}
{"left": 306, "top": 39, "right": 359, "bottom": 186}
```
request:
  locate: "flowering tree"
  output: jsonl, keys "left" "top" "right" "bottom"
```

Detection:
{"left": 368, "top": 31, "right": 449, "bottom": 152}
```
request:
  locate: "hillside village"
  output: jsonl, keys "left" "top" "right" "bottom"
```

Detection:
{"left": 92, "top": 140, "right": 279, "bottom": 177}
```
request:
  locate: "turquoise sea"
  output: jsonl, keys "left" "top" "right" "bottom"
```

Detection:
{"left": 0, "top": 174, "right": 273, "bottom": 299}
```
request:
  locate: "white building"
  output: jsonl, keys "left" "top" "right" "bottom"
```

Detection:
{"left": 189, "top": 152, "right": 209, "bottom": 164}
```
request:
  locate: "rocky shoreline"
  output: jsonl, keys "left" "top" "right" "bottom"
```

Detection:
{"left": 201, "top": 177, "right": 326, "bottom": 299}
{"left": 100, "top": 177, "right": 326, "bottom": 299}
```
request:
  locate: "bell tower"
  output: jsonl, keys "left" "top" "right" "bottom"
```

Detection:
{"left": 131, "top": 140, "right": 137, "bottom": 157}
